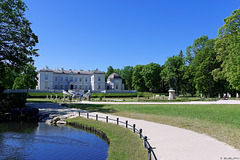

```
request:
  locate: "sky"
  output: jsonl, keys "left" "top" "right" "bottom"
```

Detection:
{"left": 24, "top": 0, "right": 240, "bottom": 72}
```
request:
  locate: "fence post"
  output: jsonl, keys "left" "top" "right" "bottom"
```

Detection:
{"left": 106, "top": 116, "right": 108, "bottom": 123}
{"left": 133, "top": 124, "right": 136, "bottom": 133}
{"left": 126, "top": 120, "right": 128, "bottom": 128}
{"left": 79, "top": 111, "right": 80, "bottom": 116}
{"left": 117, "top": 118, "right": 119, "bottom": 125}
{"left": 87, "top": 113, "right": 89, "bottom": 119}
{"left": 144, "top": 136, "right": 148, "bottom": 148}
{"left": 96, "top": 114, "right": 98, "bottom": 121}
{"left": 140, "top": 129, "right": 142, "bottom": 138}
{"left": 148, "top": 148, "right": 152, "bottom": 160}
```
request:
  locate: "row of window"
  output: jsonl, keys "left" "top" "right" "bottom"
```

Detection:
{"left": 53, "top": 85, "right": 91, "bottom": 90}
{"left": 45, "top": 75, "right": 102, "bottom": 82}
{"left": 44, "top": 83, "right": 102, "bottom": 90}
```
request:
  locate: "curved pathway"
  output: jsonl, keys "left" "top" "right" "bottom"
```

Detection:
{"left": 28, "top": 102, "right": 240, "bottom": 160}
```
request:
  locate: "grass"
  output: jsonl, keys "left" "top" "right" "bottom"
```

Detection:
{"left": 66, "top": 116, "right": 147, "bottom": 160}
{"left": 69, "top": 103, "right": 240, "bottom": 150}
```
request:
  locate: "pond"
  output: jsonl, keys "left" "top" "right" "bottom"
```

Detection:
{"left": 0, "top": 122, "right": 109, "bottom": 160}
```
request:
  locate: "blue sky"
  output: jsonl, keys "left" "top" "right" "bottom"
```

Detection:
{"left": 24, "top": 0, "right": 239, "bottom": 72}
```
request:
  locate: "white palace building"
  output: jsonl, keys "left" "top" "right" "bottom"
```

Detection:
{"left": 36, "top": 66, "right": 124, "bottom": 92}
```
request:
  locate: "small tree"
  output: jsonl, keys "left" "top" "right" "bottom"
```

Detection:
{"left": 13, "top": 64, "right": 38, "bottom": 95}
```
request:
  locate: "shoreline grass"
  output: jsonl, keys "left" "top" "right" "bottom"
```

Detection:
{"left": 66, "top": 116, "right": 147, "bottom": 160}
{"left": 69, "top": 103, "right": 240, "bottom": 150}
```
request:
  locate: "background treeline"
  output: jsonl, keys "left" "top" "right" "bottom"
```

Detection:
{"left": 105, "top": 8, "right": 240, "bottom": 97}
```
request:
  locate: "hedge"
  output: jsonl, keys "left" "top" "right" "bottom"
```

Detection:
{"left": 0, "top": 93, "right": 27, "bottom": 112}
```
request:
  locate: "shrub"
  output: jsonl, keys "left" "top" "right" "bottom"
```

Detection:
{"left": 0, "top": 93, "right": 27, "bottom": 112}
{"left": 90, "top": 93, "right": 138, "bottom": 98}
{"left": 28, "top": 92, "right": 64, "bottom": 98}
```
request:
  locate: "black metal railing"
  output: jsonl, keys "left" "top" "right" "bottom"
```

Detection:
{"left": 78, "top": 112, "right": 157, "bottom": 160}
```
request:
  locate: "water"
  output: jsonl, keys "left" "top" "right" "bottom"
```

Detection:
{"left": 0, "top": 122, "right": 108, "bottom": 160}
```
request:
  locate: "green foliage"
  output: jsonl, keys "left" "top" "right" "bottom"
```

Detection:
{"left": 0, "top": 65, "right": 17, "bottom": 89}
{"left": 105, "top": 66, "right": 114, "bottom": 81}
{"left": 0, "top": 93, "right": 27, "bottom": 112}
{"left": 160, "top": 52, "right": 185, "bottom": 94}
{"left": 0, "top": 0, "right": 38, "bottom": 91}
{"left": 12, "top": 64, "right": 38, "bottom": 90}
{"left": 120, "top": 66, "right": 134, "bottom": 90}
{"left": 142, "top": 63, "right": 161, "bottom": 93}
{"left": 132, "top": 65, "right": 146, "bottom": 92}
{"left": 28, "top": 92, "right": 64, "bottom": 98}
{"left": 90, "top": 92, "right": 139, "bottom": 98}
{"left": 188, "top": 37, "right": 219, "bottom": 97}
{"left": 214, "top": 8, "right": 240, "bottom": 90}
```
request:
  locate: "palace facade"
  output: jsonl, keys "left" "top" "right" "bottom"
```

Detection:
{"left": 36, "top": 66, "right": 124, "bottom": 91}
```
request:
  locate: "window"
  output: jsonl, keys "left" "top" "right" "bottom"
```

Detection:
{"left": 75, "top": 85, "right": 77, "bottom": 89}
{"left": 45, "top": 74, "right": 48, "bottom": 80}
{"left": 75, "top": 77, "right": 77, "bottom": 82}
{"left": 98, "top": 84, "right": 101, "bottom": 90}
{"left": 55, "top": 77, "right": 57, "bottom": 81}
{"left": 65, "top": 85, "right": 68, "bottom": 90}
{"left": 44, "top": 82, "right": 48, "bottom": 89}
{"left": 89, "top": 86, "right": 91, "bottom": 90}
{"left": 70, "top": 77, "right": 73, "bottom": 81}
{"left": 79, "top": 78, "right": 82, "bottom": 82}
{"left": 65, "top": 77, "right": 68, "bottom": 81}
{"left": 85, "top": 85, "right": 88, "bottom": 90}
{"left": 79, "top": 85, "right": 82, "bottom": 89}
{"left": 116, "top": 83, "right": 119, "bottom": 90}
{"left": 85, "top": 78, "right": 87, "bottom": 82}
{"left": 60, "top": 77, "right": 63, "bottom": 81}
{"left": 98, "top": 77, "right": 101, "bottom": 81}
{"left": 60, "top": 85, "right": 63, "bottom": 89}
{"left": 54, "top": 85, "right": 57, "bottom": 89}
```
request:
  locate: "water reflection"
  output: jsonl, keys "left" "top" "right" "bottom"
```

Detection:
{"left": 0, "top": 122, "right": 108, "bottom": 160}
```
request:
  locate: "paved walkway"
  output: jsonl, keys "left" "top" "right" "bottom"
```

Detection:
{"left": 27, "top": 102, "right": 240, "bottom": 160}
{"left": 79, "top": 99, "right": 240, "bottom": 105}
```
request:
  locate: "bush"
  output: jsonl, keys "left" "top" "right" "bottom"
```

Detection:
{"left": 28, "top": 92, "right": 64, "bottom": 98}
{"left": 0, "top": 93, "right": 27, "bottom": 113}
{"left": 90, "top": 93, "right": 138, "bottom": 98}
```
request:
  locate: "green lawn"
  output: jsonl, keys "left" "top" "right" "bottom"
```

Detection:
{"left": 69, "top": 103, "right": 240, "bottom": 150}
{"left": 66, "top": 116, "right": 147, "bottom": 160}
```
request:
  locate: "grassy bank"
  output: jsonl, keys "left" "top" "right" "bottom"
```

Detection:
{"left": 66, "top": 116, "right": 147, "bottom": 160}
{"left": 69, "top": 103, "right": 240, "bottom": 150}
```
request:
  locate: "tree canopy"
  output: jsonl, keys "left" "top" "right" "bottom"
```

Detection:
{"left": 0, "top": 0, "right": 38, "bottom": 91}
{"left": 214, "top": 8, "right": 240, "bottom": 90}
{"left": 12, "top": 63, "right": 38, "bottom": 90}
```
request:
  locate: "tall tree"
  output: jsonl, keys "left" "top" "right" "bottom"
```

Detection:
{"left": 120, "top": 66, "right": 134, "bottom": 90}
{"left": 160, "top": 53, "right": 185, "bottom": 95}
{"left": 214, "top": 8, "right": 240, "bottom": 90}
{"left": 132, "top": 65, "right": 146, "bottom": 92}
{"left": 187, "top": 36, "right": 223, "bottom": 97}
{"left": 12, "top": 64, "right": 38, "bottom": 92}
{"left": 142, "top": 63, "right": 161, "bottom": 93}
{"left": 105, "top": 66, "right": 114, "bottom": 81}
{"left": 0, "top": 0, "right": 38, "bottom": 91}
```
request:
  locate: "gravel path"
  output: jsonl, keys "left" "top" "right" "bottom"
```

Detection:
{"left": 27, "top": 102, "right": 240, "bottom": 160}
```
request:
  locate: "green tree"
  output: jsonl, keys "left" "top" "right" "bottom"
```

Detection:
{"left": 132, "top": 65, "right": 146, "bottom": 92}
{"left": 214, "top": 8, "right": 240, "bottom": 90}
{"left": 160, "top": 53, "right": 185, "bottom": 95}
{"left": 1, "top": 65, "right": 17, "bottom": 89}
{"left": 120, "top": 66, "right": 134, "bottom": 90}
{"left": 12, "top": 64, "right": 38, "bottom": 92}
{"left": 105, "top": 66, "right": 114, "bottom": 81}
{"left": 142, "top": 63, "right": 161, "bottom": 93}
{"left": 187, "top": 36, "right": 223, "bottom": 97}
{"left": 0, "top": 0, "right": 38, "bottom": 91}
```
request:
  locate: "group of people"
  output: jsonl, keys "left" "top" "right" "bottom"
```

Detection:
{"left": 219, "top": 93, "right": 239, "bottom": 100}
